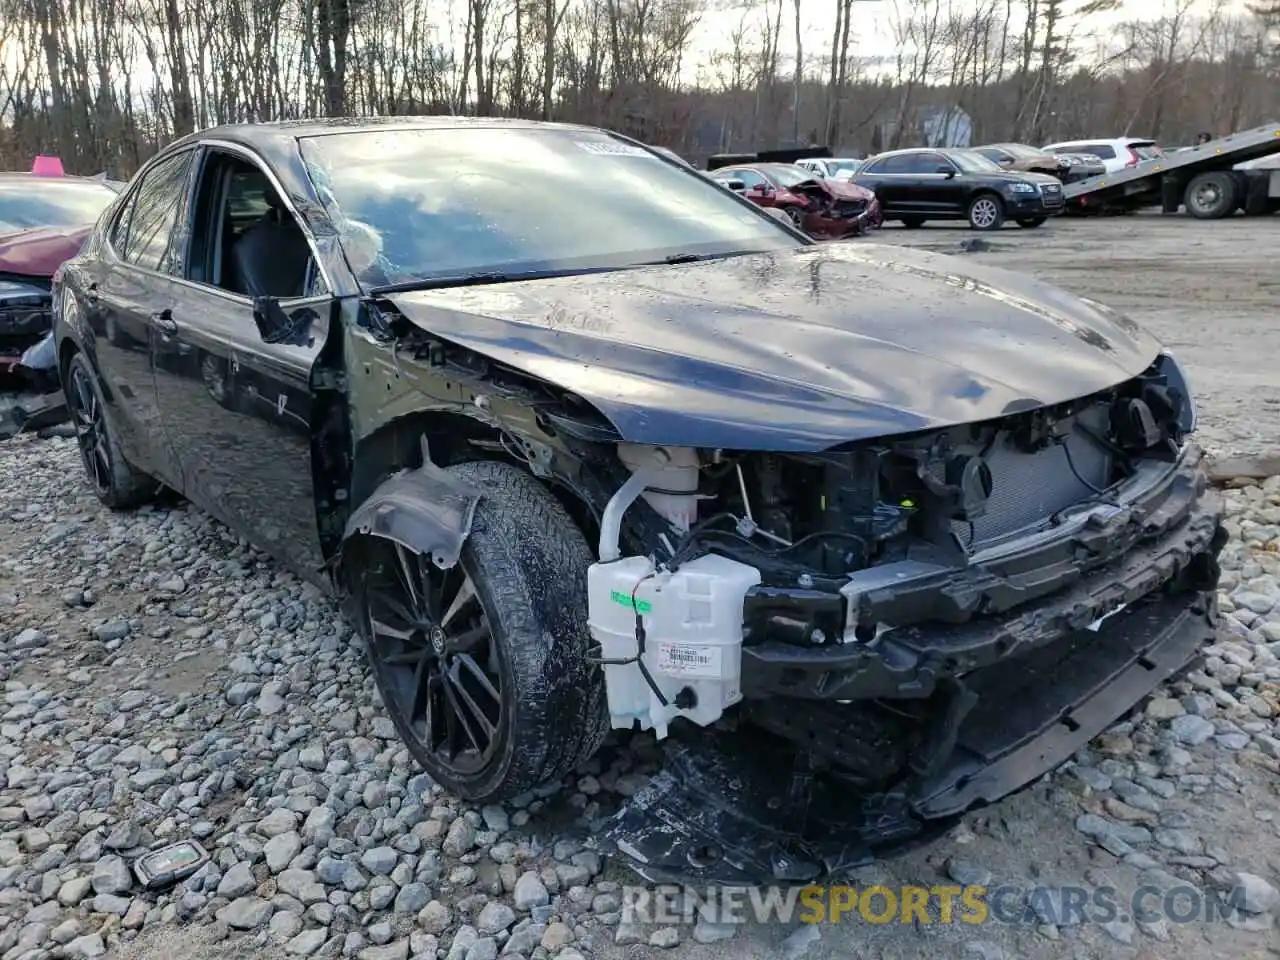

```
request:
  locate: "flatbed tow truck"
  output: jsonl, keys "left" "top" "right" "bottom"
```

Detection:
{"left": 1063, "top": 122, "right": 1280, "bottom": 219}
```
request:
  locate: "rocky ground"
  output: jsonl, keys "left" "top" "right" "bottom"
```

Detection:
{"left": 2, "top": 214, "right": 1280, "bottom": 960}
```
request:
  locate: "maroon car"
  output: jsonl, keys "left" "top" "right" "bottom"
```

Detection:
{"left": 0, "top": 167, "right": 120, "bottom": 384}
{"left": 710, "top": 162, "right": 883, "bottom": 238}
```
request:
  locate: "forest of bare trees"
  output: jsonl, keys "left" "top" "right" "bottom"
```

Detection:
{"left": 0, "top": 0, "right": 1278, "bottom": 174}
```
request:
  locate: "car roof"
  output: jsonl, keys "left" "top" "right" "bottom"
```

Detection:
{"left": 1045, "top": 137, "right": 1154, "bottom": 146}
{"left": 0, "top": 172, "right": 115, "bottom": 185}
{"left": 171, "top": 115, "right": 604, "bottom": 153}
{"left": 866, "top": 147, "right": 960, "bottom": 157}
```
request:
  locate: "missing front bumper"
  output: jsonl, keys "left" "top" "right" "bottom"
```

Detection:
{"left": 740, "top": 453, "right": 1224, "bottom": 702}
{"left": 600, "top": 586, "right": 1218, "bottom": 885}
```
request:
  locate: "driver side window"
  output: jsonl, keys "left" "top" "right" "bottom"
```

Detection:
{"left": 185, "top": 149, "right": 325, "bottom": 300}
{"left": 733, "top": 170, "right": 767, "bottom": 190}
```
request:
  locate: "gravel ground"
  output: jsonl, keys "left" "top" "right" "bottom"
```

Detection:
{"left": 2, "top": 213, "right": 1280, "bottom": 960}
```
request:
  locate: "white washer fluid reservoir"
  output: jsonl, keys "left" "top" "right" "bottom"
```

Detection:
{"left": 586, "top": 552, "right": 761, "bottom": 738}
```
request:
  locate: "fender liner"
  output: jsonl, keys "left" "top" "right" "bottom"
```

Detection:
{"left": 341, "top": 458, "right": 480, "bottom": 569}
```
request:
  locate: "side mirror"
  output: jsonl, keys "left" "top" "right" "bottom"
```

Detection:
{"left": 253, "top": 296, "right": 317, "bottom": 347}
{"left": 936, "top": 165, "right": 956, "bottom": 177}
{"left": 748, "top": 183, "right": 768, "bottom": 195}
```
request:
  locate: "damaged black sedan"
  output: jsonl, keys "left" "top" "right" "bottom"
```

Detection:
{"left": 53, "top": 118, "right": 1223, "bottom": 884}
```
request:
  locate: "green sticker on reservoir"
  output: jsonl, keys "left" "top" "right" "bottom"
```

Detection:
{"left": 611, "top": 590, "right": 653, "bottom": 614}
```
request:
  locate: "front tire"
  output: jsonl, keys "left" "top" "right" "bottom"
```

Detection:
{"left": 63, "top": 352, "right": 157, "bottom": 509}
{"left": 785, "top": 206, "right": 807, "bottom": 231}
{"left": 350, "top": 460, "right": 607, "bottom": 802}
{"left": 1016, "top": 217, "right": 1047, "bottom": 228}
{"left": 967, "top": 193, "right": 1005, "bottom": 230}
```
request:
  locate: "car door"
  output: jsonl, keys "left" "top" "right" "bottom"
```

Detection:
{"left": 852, "top": 155, "right": 909, "bottom": 212}
{"left": 150, "top": 144, "right": 333, "bottom": 581}
{"left": 730, "top": 169, "right": 771, "bottom": 205}
{"left": 884, "top": 152, "right": 951, "bottom": 214}
{"left": 73, "top": 148, "right": 198, "bottom": 487}
{"left": 915, "top": 152, "right": 967, "bottom": 214}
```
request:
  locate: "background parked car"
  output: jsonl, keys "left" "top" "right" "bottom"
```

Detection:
{"left": 1041, "top": 137, "right": 1164, "bottom": 174}
{"left": 794, "top": 157, "right": 863, "bottom": 180}
{"left": 0, "top": 162, "right": 121, "bottom": 388}
{"left": 710, "top": 162, "right": 882, "bottom": 237}
{"left": 851, "top": 147, "right": 1065, "bottom": 230}
{"left": 971, "top": 142, "right": 1065, "bottom": 178}
{"left": 970, "top": 142, "right": 1106, "bottom": 184}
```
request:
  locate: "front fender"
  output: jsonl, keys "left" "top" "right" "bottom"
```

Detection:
{"left": 341, "top": 459, "right": 480, "bottom": 570}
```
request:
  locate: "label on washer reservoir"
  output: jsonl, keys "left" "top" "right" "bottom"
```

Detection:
{"left": 656, "top": 642, "right": 722, "bottom": 678}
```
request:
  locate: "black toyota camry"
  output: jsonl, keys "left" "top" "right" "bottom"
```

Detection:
{"left": 52, "top": 117, "right": 1222, "bottom": 884}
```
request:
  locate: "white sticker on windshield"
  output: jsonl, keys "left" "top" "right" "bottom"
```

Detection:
{"left": 573, "top": 140, "right": 656, "bottom": 157}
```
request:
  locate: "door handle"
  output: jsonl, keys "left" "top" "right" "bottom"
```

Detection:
{"left": 151, "top": 309, "right": 178, "bottom": 335}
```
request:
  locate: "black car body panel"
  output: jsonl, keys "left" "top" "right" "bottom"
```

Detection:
{"left": 49, "top": 118, "right": 1224, "bottom": 885}
{"left": 384, "top": 241, "right": 1158, "bottom": 451}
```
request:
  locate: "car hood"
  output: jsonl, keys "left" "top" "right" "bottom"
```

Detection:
{"left": 0, "top": 224, "right": 92, "bottom": 279}
{"left": 984, "top": 170, "right": 1060, "bottom": 186}
{"left": 386, "top": 243, "right": 1162, "bottom": 451}
{"left": 815, "top": 178, "right": 876, "bottom": 201}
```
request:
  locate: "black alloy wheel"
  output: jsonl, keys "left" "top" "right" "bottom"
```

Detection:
{"left": 67, "top": 360, "right": 112, "bottom": 499}
{"left": 63, "top": 352, "right": 156, "bottom": 509}
{"left": 363, "top": 541, "right": 504, "bottom": 776}
{"left": 351, "top": 459, "right": 607, "bottom": 802}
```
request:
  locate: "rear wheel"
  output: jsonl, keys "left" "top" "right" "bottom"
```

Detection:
{"left": 350, "top": 460, "right": 607, "bottom": 802}
{"left": 1016, "top": 217, "right": 1047, "bottom": 229}
{"left": 967, "top": 194, "right": 1005, "bottom": 230}
{"left": 63, "top": 352, "right": 157, "bottom": 509}
{"left": 900, "top": 218, "right": 926, "bottom": 229}
{"left": 1184, "top": 171, "right": 1238, "bottom": 220}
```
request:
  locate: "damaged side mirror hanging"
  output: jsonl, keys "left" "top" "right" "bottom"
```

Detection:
{"left": 253, "top": 296, "right": 317, "bottom": 348}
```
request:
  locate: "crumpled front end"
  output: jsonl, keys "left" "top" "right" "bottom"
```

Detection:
{"left": 791, "top": 180, "right": 883, "bottom": 239}
{"left": 0, "top": 277, "right": 53, "bottom": 389}
{"left": 587, "top": 351, "right": 1225, "bottom": 884}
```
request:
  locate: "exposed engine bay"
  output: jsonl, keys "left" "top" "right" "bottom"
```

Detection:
{"left": 586, "top": 354, "right": 1198, "bottom": 736}
{"left": 572, "top": 354, "right": 1223, "bottom": 882}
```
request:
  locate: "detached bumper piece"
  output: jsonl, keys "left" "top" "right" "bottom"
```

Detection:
{"left": 601, "top": 587, "right": 1218, "bottom": 885}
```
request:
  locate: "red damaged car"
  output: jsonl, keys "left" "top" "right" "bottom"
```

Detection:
{"left": 710, "top": 161, "right": 882, "bottom": 238}
{"left": 0, "top": 163, "right": 120, "bottom": 386}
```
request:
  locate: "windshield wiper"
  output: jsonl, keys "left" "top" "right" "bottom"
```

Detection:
{"left": 661, "top": 253, "right": 704, "bottom": 265}
{"left": 369, "top": 272, "right": 512, "bottom": 295}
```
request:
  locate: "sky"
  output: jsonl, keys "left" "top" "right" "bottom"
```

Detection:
{"left": 683, "top": 0, "right": 1252, "bottom": 83}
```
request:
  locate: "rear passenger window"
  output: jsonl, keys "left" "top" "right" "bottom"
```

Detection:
{"left": 114, "top": 151, "right": 196, "bottom": 274}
